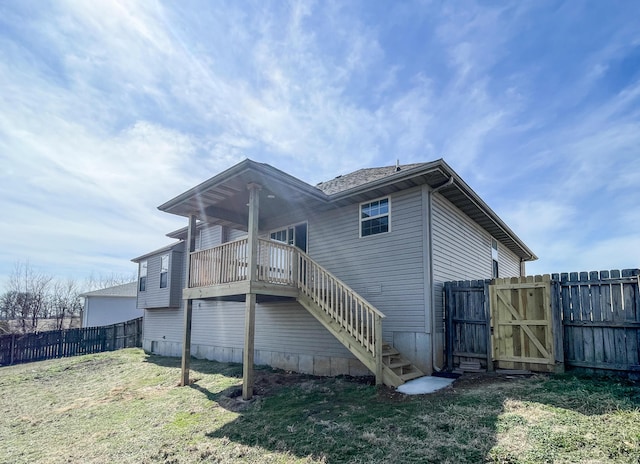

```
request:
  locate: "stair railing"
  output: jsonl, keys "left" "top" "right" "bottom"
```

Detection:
{"left": 295, "top": 250, "right": 385, "bottom": 381}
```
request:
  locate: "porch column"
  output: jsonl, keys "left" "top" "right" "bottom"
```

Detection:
{"left": 180, "top": 214, "right": 197, "bottom": 386}
{"left": 243, "top": 182, "right": 261, "bottom": 400}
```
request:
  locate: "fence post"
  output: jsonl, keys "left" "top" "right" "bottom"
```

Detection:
{"left": 445, "top": 282, "right": 454, "bottom": 370}
{"left": 57, "top": 330, "right": 63, "bottom": 358}
{"left": 112, "top": 324, "right": 118, "bottom": 351}
{"left": 551, "top": 275, "right": 564, "bottom": 370}
{"left": 10, "top": 334, "right": 15, "bottom": 365}
{"left": 484, "top": 279, "right": 493, "bottom": 372}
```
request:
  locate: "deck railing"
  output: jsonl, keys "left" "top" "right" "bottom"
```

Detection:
{"left": 189, "top": 238, "right": 297, "bottom": 288}
{"left": 296, "top": 251, "right": 384, "bottom": 371}
{"left": 189, "top": 237, "right": 249, "bottom": 287}
{"left": 257, "top": 239, "right": 295, "bottom": 285}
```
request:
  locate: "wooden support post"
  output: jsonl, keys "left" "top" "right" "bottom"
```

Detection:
{"left": 180, "top": 214, "right": 197, "bottom": 387}
{"left": 375, "top": 315, "right": 383, "bottom": 385}
{"left": 243, "top": 293, "right": 257, "bottom": 399}
{"left": 243, "top": 183, "right": 261, "bottom": 400}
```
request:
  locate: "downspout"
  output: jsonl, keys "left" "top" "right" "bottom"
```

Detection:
{"left": 428, "top": 176, "right": 454, "bottom": 372}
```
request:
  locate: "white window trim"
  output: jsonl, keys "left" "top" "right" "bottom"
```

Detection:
{"left": 139, "top": 260, "right": 147, "bottom": 292}
{"left": 160, "top": 254, "right": 169, "bottom": 289}
{"left": 491, "top": 238, "right": 499, "bottom": 278}
{"left": 267, "top": 221, "right": 308, "bottom": 251}
{"left": 359, "top": 196, "right": 391, "bottom": 238}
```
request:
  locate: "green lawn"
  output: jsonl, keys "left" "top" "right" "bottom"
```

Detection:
{"left": 1, "top": 349, "right": 639, "bottom": 463}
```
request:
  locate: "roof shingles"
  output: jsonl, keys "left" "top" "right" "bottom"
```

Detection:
{"left": 315, "top": 163, "right": 428, "bottom": 195}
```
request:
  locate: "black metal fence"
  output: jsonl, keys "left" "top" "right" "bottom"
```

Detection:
{"left": 0, "top": 317, "right": 143, "bottom": 366}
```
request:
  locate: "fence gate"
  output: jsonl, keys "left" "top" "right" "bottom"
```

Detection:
{"left": 490, "top": 276, "right": 563, "bottom": 372}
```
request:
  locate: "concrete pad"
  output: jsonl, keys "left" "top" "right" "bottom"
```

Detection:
{"left": 397, "top": 376, "right": 455, "bottom": 395}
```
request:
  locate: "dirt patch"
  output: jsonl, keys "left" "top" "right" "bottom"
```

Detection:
{"left": 252, "top": 369, "right": 373, "bottom": 395}
{"left": 450, "top": 372, "right": 547, "bottom": 390}
{"left": 208, "top": 367, "right": 543, "bottom": 410}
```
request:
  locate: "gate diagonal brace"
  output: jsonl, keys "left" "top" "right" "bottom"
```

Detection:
{"left": 495, "top": 290, "right": 550, "bottom": 358}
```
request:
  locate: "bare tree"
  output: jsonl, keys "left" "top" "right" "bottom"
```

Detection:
{"left": 82, "top": 271, "right": 136, "bottom": 292}
{"left": 51, "top": 279, "right": 83, "bottom": 330}
{"left": 5, "top": 261, "right": 52, "bottom": 333}
{"left": 0, "top": 262, "right": 135, "bottom": 334}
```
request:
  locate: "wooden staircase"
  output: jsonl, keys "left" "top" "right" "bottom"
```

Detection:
{"left": 295, "top": 251, "right": 425, "bottom": 387}
{"left": 382, "top": 343, "right": 424, "bottom": 386}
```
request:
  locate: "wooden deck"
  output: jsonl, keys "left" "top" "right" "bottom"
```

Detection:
{"left": 184, "top": 237, "right": 424, "bottom": 387}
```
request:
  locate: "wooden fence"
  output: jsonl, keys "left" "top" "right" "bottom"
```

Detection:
{"left": 0, "top": 317, "right": 143, "bottom": 366}
{"left": 445, "top": 269, "right": 640, "bottom": 375}
{"left": 445, "top": 279, "right": 492, "bottom": 371}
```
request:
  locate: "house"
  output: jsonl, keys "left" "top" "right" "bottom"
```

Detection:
{"left": 81, "top": 282, "right": 140, "bottom": 327}
{"left": 135, "top": 158, "right": 535, "bottom": 397}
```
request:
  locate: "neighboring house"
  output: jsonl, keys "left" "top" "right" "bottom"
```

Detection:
{"left": 81, "top": 282, "right": 140, "bottom": 327}
{"left": 135, "top": 159, "right": 536, "bottom": 389}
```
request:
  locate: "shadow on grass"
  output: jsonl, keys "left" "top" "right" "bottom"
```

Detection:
{"left": 205, "top": 371, "right": 640, "bottom": 463}
{"left": 141, "top": 353, "right": 640, "bottom": 463}
{"left": 142, "top": 352, "right": 243, "bottom": 378}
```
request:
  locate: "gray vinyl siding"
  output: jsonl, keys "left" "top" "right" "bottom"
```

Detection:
{"left": 169, "top": 250, "right": 185, "bottom": 307}
{"left": 308, "top": 187, "right": 426, "bottom": 339}
{"left": 198, "top": 225, "right": 223, "bottom": 250}
{"left": 498, "top": 243, "right": 521, "bottom": 278}
{"left": 431, "top": 193, "right": 492, "bottom": 333}
{"left": 143, "top": 307, "right": 184, "bottom": 342}
{"left": 190, "top": 300, "right": 352, "bottom": 358}
{"left": 431, "top": 193, "right": 523, "bottom": 330}
{"left": 227, "top": 228, "right": 247, "bottom": 242}
{"left": 144, "top": 300, "right": 351, "bottom": 359}
{"left": 137, "top": 243, "right": 184, "bottom": 309}
{"left": 432, "top": 194, "right": 493, "bottom": 282}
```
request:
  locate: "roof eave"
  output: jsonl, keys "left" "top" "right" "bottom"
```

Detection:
{"left": 158, "top": 159, "right": 329, "bottom": 217}
{"left": 328, "top": 158, "right": 536, "bottom": 261}
{"left": 131, "top": 241, "right": 184, "bottom": 263}
{"left": 436, "top": 159, "right": 537, "bottom": 261}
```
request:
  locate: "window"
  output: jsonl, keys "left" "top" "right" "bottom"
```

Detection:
{"left": 269, "top": 223, "right": 307, "bottom": 252}
{"left": 270, "top": 227, "right": 293, "bottom": 245}
{"left": 139, "top": 261, "right": 147, "bottom": 292}
{"left": 160, "top": 254, "right": 169, "bottom": 288}
{"left": 491, "top": 239, "right": 499, "bottom": 278}
{"left": 360, "top": 197, "right": 390, "bottom": 237}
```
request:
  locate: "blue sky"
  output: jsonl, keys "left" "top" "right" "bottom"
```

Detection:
{"left": 1, "top": 0, "right": 639, "bottom": 285}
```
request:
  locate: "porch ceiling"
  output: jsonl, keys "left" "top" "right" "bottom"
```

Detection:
{"left": 158, "top": 160, "right": 329, "bottom": 230}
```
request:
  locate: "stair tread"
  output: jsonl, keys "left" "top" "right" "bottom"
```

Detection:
{"left": 399, "top": 371, "right": 424, "bottom": 381}
{"left": 386, "top": 361, "right": 411, "bottom": 369}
